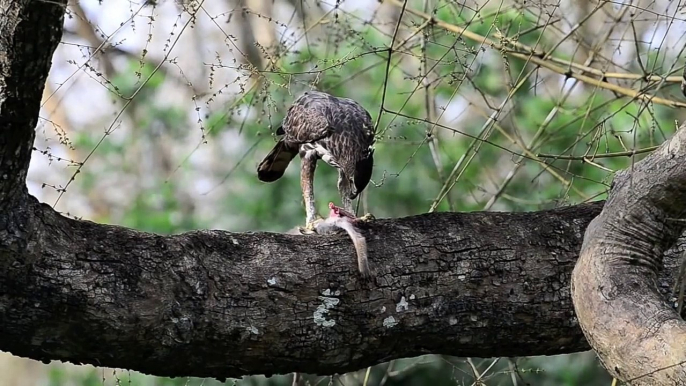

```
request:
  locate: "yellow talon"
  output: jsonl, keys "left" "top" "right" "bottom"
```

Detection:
{"left": 358, "top": 213, "right": 375, "bottom": 222}
{"left": 299, "top": 216, "right": 323, "bottom": 235}
{"left": 298, "top": 225, "right": 315, "bottom": 235}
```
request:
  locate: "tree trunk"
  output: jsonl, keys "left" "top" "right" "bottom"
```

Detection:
{"left": 0, "top": 0, "right": 66, "bottom": 205}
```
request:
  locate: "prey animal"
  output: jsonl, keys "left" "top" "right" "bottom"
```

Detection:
{"left": 314, "top": 202, "right": 371, "bottom": 278}
{"left": 257, "top": 91, "right": 375, "bottom": 231}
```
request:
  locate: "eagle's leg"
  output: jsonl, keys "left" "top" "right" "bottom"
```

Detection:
{"left": 300, "top": 151, "right": 321, "bottom": 233}
{"left": 337, "top": 170, "right": 355, "bottom": 214}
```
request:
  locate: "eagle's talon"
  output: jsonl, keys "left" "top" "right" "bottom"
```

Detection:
{"left": 298, "top": 226, "right": 316, "bottom": 235}
{"left": 300, "top": 217, "right": 323, "bottom": 235}
{"left": 357, "top": 213, "right": 375, "bottom": 223}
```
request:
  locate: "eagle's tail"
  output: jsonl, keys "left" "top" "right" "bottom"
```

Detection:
{"left": 257, "top": 140, "right": 298, "bottom": 182}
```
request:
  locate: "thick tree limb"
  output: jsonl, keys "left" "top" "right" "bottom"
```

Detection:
{"left": 572, "top": 125, "right": 686, "bottom": 385}
{"left": 1, "top": 195, "right": 617, "bottom": 380}
{"left": 2, "top": 193, "right": 685, "bottom": 381}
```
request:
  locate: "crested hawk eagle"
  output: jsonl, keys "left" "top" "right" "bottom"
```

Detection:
{"left": 257, "top": 91, "right": 375, "bottom": 230}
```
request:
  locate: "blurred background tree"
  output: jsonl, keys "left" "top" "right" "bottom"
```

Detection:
{"left": 7, "top": 0, "right": 686, "bottom": 384}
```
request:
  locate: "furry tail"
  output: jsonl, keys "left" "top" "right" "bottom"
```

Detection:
{"left": 257, "top": 140, "right": 298, "bottom": 182}
{"left": 338, "top": 220, "right": 371, "bottom": 278}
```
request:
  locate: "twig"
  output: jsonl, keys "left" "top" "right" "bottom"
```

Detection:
{"left": 420, "top": 0, "right": 449, "bottom": 209}
{"left": 536, "top": 146, "right": 658, "bottom": 160}
{"left": 384, "top": 0, "right": 686, "bottom": 109}
{"left": 374, "top": 0, "right": 408, "bottom": 133}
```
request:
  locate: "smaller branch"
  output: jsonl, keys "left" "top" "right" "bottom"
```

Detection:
{"left": 419, "top": 0, "right": 449, "bottom": 209}
{"left": 537, "top": 146, "right": 658, "bottom": 160}
{"left": 374, "top": 0, "right": 407, "bottom": 134}
{"left": 485, "top": 4, "right": 617, "bottom": 210}
{"left": 428, "top": 66, "right": 539, "bottom": 212}
{"left": 52, "top": 8, "right": 200, "bottom": 207}
{"left": 580, "top": 157, "right": 613, "bottom": 173}
{"left": 233, "top": 0, "right": 264, "bottom": 69}
{"left": 490, "top": 14, "right": 685, "bottom": 85}
{"left": 467, "top": 95, "right": 590, "bottom": 200}
{"left": 384, "top": 0, "right": 686, "bottom": 109}
{"left": 551, "top": 59, "right": 683, "bottom": 83}
{"left": 60, "top": 29, "right": 204, "bottom": 95}
{"left": 70, "top": 0, "right": 116, "bottom": 78}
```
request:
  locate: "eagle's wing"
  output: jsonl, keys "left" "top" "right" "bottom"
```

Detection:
{"left": 280, "top": 92, "right": 335, "bottom": 145}
{"left": 321, "top": 97, "right": 375, "bottom": 164}
{"left": 276, "top": 91, "right": 376, "bottom": 187}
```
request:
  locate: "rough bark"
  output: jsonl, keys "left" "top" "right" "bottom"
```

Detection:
{"left": 0, "top": 195, "right": 622, "bottom": 380}
{"left": 572, "top": 126, "right": 686, "bottom": 385}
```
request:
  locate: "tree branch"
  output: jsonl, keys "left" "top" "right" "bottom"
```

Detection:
{"left": 0, "top": 194, "right": 617, "bottom": 380}
{"left": 572, "top": 124, "right": 686, "bottom": 384}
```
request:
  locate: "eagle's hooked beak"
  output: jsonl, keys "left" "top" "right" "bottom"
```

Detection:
{"left": 348, "top": 178, "right": 359, "bottom": 199}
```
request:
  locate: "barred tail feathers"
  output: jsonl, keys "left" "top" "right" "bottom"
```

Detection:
{"left": 257, "top": 140, "right": 298, "bottom": 182}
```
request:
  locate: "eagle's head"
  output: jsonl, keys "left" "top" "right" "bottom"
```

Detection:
{"left": 350, "top": 147, "right": 375, "bottom": 199}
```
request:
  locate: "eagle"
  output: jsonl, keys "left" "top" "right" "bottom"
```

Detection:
{"left": 257, "top": 91, "right": 376, "bottom": 231}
